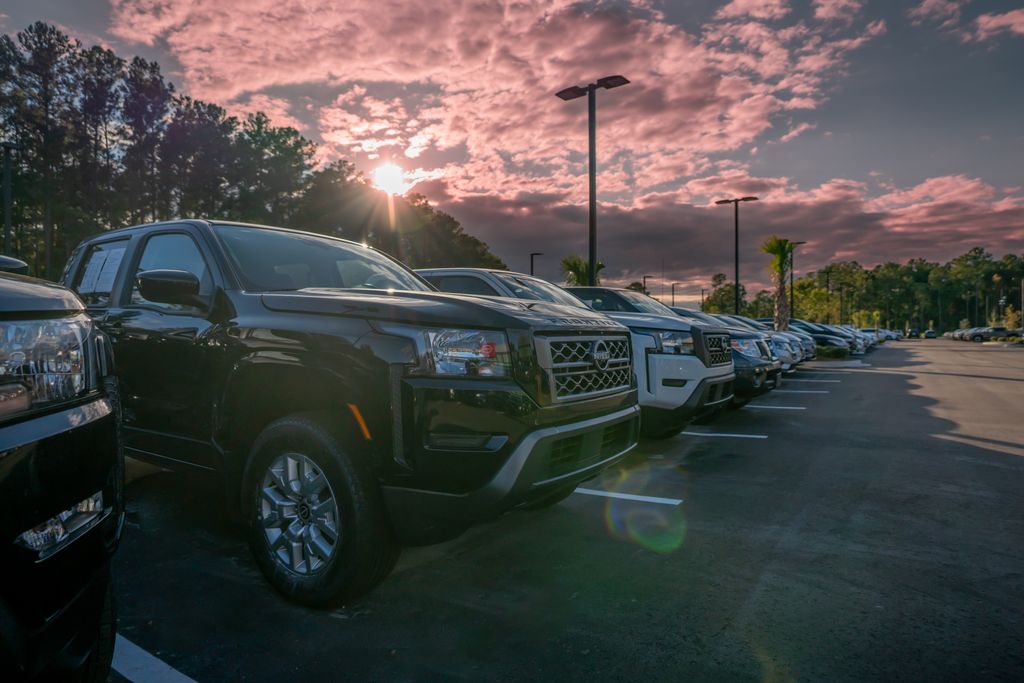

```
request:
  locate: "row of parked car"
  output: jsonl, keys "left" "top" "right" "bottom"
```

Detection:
{"left": 1, "top": 219, "right": 880, "bottom": 679}
{"left": 945, "top": 325, "right": 1023, "bottom": 342}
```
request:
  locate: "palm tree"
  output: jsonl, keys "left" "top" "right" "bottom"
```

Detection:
{"left": 561, "top": 255, "right": 605, "bottom": 285}
{"left": 761, "top": 236, "right": 797, "bottom": 331}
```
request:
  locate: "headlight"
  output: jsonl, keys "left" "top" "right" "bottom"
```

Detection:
{"left": 730, "top": 338, "right": 761, "bottom": 358}
{"left": 638, "top": 329, "right": 695, "bottom": 355}
{"left": 0, "top": 315, "right": 92, "bottom": 419}
{"left": 17, "top": 491, "right": 107, "bottom": 560}
{"left": 425, "top": 329, "right": 510, "bottom": 377}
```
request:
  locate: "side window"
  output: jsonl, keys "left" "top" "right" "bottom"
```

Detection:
{"left": 72, "top": 240, "right": 129, "bottom": 308}
{"left": 587, "top": 295, "right": 624, "bottom": 312}
{"left": 435, "top": 276, "right": 500, "bottom": 297}
{"left": 130, "top": 233, "right": 212, "bottom": 312}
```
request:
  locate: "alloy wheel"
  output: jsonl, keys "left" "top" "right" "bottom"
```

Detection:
{"left": 259, "top": 452, "right": 340, "bottom": 575}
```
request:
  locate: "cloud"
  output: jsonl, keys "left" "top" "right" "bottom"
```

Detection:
{"left": 812, "top": 0, "right": 864, "bottom": 24}
{"left": 777, "top": 122, "right": 816, "bottom": 143}
{"left": 906, "top": 0, "right": 967, "bottom": 30}
{"left": 227, "top": 94, "right": 305, "bottom": 131}
{"left": 107, "top": 0, "right": 885, "bottom": 200}
{"left": 715, "top": 0, "right": 791, "bottom": 21}
{"left": 970, "top": 9, "right": 1024, "bottom": 42}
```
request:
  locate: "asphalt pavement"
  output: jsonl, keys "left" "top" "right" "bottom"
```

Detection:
{"left": 109, "top": 340, "right": 1024, "bottom": 682}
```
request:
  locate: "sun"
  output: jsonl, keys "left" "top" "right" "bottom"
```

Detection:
{"left": 372, "top": 163, "right": 405, "bottom": 195}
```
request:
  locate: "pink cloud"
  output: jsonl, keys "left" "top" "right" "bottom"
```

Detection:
{"left": 715, "top": 0, "right": 791, "bottom": 21}
{"left": 777, "top": 121, "right": 816, "bottom": 143}
{"left": 971, "top": 9, "right": 1024, "bottom": 41}
{"left": 812, "top": 0, "right": 864, "bottom": 24}
{"left": 907, "top": 0, "right": 967, "bottom": 30}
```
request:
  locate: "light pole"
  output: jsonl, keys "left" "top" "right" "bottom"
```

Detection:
{"left": 671, "top": 283, "right": 681, "bottom": 307}
{"left": 701, "top": 288, "right": 707, "bottom": 308}
{"left": 789, "top": 241, "right": 807, "bottom": 320}
{"left": 714, "top": 196, "right": 759, "bottom": 314}
{"left": 556, "top": 75, "right": 630, "bottom": 286}
{"left": 642, "top": 274, "right": 651, "bottom": 295}
{"left": 2, "top": 141, "right": 17, "bottom": 256}
{"left": 529, "top": 252, "right": 543, "bottom": 276}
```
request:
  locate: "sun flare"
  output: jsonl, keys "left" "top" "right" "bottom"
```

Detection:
{"left": 372, "top": 163, "right": 405, "bottom": 195}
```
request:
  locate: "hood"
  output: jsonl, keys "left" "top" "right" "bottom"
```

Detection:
{"left": 260, "top": 288, "right": 627, "bottom": 333}
{"left": 601, "top": 311, "right": 731, "bottom": 336}
{"left": 0, "top": 273, "right": 84, "bottom": 314}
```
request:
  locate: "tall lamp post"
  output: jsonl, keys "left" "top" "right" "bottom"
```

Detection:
{"left": 642, "top": 274, "right": 651, "bottom": 295}
{"left": 671, "top": 283, "right": 681, "bottom": 307}
{"left": 701, "top": 288, "right": 707, "bottom": 308}
{"left": 2, "top": 141, "right": 18, "bottom": 256}
{"left": 529, "top": 252, "right": 543, "bottom": 276}
{"left": 789, "top": 241, "right": 807, "bottom": 320}
{"left": 556, "top": 75, "right": 630, "bottom": 286}
{"left": 714, "top": 196, "right": 759, "bottom": 314}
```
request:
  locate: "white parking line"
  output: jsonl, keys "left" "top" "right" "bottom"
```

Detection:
{"left": 745, "top": 404, "right": 807, "bottom": 410}
{"left": 799, "top": 370, "right": 851, "bottom": 375}
{"left": 574, "top": 488, "right": 683, "bottom": 506}
{"left": 680, "top": 431, "right": 768, "bottom": 440}
{"left": 784, "top": 378, "right": 842, "bottom": 383}
{"left": 113, "top": 635, "right": 198, "bottom": 683}
{"left": 773, "top": 389, "right": 830, "bottom": 394}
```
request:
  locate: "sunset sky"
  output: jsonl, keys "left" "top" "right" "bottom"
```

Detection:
{"left": 3, "top": 0, "right": 1023, "bottom": 302}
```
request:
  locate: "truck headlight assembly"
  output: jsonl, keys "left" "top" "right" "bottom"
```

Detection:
{"left": 730, "top": 338, "right": 761, "bottom": 358}
{"left": 638, "top": 329, "right": 695, "bottom": 355}
{"left": 17, "top": 491, "right": 107, "bottom": 560}
{"left": 425, "top": 329, "right": 511, "bottom": 377}
{"left": 0, "top": 315, "right": 93, "bottom": 419}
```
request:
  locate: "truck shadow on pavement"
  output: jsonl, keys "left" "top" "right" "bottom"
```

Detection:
{"left": 114, "top": 346, "right": 1024, "bottom": 681}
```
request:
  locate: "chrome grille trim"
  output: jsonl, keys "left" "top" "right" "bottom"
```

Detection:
{"left": 535, "top": 334, "right": 632, "bottom": 402}
{"left": 702, "top": 332, "right": 733, "bottom": 367}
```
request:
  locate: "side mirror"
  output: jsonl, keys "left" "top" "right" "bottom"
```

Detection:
{"left": 137, "top": 269, "right": 206, "bottom": 308}
{"left": 0, "top": 255, "right": 29, "bottom": 274}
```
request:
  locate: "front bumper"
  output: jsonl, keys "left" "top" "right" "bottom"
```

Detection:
{"left": 733, "top": 355, "right": 780, "bottom": 400}
{"left": 382, "top": 403, "right": 640, "bottom": 544}
{"left": 641, "top": 371, "right": 735, "bottom": 432}
{"left": 0, "top": 397, "right": 123, "bottom": 679}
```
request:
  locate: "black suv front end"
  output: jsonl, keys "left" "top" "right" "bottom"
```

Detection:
{"left": 0, "top": 274, "right": 123, "bottom": 680}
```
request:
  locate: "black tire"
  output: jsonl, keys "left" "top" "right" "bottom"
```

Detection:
{"left": 243, "top": 413, "right": 400, "bottom": 607}
{"left": 520, "top": 484, "right": 577, "bottom": 510}
{"left": 972, "top": 335, "right": 983, "bottom": 342}
{"left": 77, "top": 575, "right": 116, "bottom": 683}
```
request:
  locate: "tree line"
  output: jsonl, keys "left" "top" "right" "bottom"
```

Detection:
{"left": 701, "top": 246, "right": 1024, "bottom": 332}
{"left": 0, "top": 21, "right": 505, "bottom": 280}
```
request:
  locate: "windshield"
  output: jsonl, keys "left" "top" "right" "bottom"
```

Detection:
{"left": 491, "top": 273, "right": 586, "bottom": 308}
{"left": 675, "top": 308, "right": 723, "bottom": 326}
{"left": 617, "top": 290, "right": 677, "bottom": 316}
{"left": 214, "top": 225, "right": 430, "bottom": 293}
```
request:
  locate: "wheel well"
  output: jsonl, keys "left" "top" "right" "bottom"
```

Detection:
{"left": 218, "top": 366, "right": 360, "bottom": 498}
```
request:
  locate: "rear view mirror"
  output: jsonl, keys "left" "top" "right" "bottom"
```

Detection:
{"left": 0, "top": 255, "right": 28, "bottom": 274}
{"left": 137, "top": 269, "right": 206, "bottom": 308}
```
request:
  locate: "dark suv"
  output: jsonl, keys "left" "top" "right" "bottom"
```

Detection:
{"left": 64, "top": 220, "right": 639, "bottom": 606}
{"left": 1, "top": 261, "right": 123, "bottom": 681}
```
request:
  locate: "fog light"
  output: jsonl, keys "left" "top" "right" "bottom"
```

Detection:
{"left": 17, "top": 491, "right": 105, "bottom": 559}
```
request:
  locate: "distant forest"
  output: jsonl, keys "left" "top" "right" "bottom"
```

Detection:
{"left": 0, "top": 21, "right": 506, "bottom": 280}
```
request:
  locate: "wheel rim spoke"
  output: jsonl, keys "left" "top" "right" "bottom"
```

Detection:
{"left": 259, "top": 451, "right": 341, "bottom": 575}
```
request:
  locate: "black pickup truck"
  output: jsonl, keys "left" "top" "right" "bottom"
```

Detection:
{"left": 63, "top": 220, "right": 639, "bottom": 606}
{"left": 1, "top": 262, "right": 122, "bottom": 681}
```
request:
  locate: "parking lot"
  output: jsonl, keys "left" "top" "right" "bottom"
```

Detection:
{"left": 109, "top": 341, "right": 1024, "bottom": 682}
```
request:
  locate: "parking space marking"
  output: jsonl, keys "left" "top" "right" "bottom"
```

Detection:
{"left": 113, "top": 635, "right": 198, "bottom": 683}
{"left": 745, "top": 404, "right": 807, "bottom": 410}
{"left": 773, "top": 389, "right": 830, "bottom": 394}
{"left": 800, "top": 370, "right": 851, "bottom": 374}
{"left": 784, "top": 378, "right": 842, "bottom": 383}
{"left": 574, "top": 488, "right": 683, "bottom": 506}
{"left": 680, "top": 431, "right": 768, "bottom": 440}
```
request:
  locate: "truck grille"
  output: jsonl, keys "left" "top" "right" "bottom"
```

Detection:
{"left": 701, "top": 333, "right": 733, "bottom": 367}
{"left": 537, "top": 335, "right": 632, "bottom": 402}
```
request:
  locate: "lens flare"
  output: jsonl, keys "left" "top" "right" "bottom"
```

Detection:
{"left": 598, "top": 461, "right": 688, "bottom": 553}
